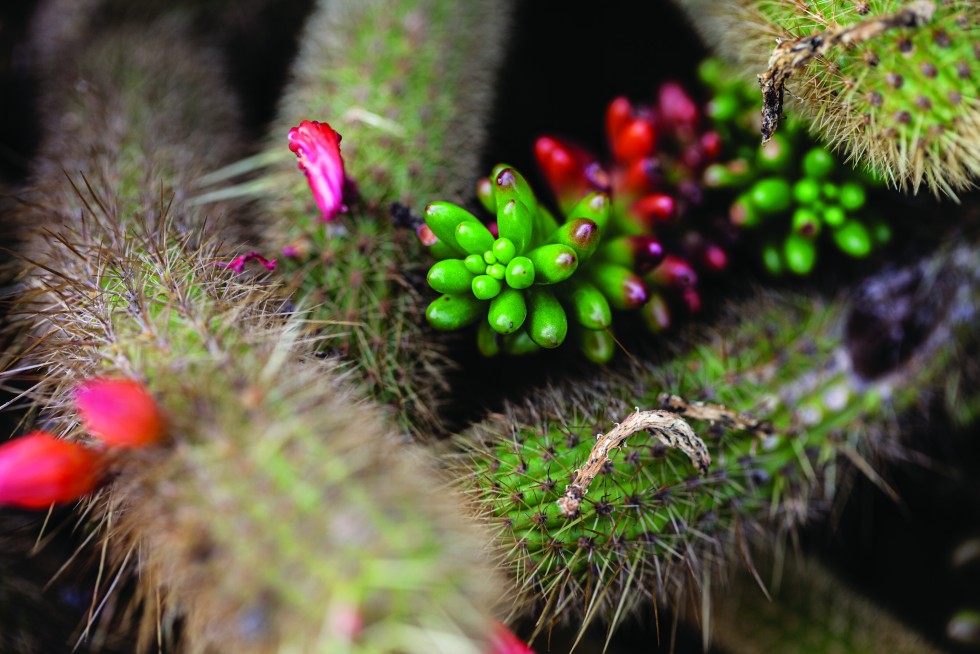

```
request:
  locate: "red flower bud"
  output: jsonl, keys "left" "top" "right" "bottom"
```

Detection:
{"left": 631, "top": 193, "right": 677, "bottom": 226}
{"left": 0, "top": 432, "right": 101, "bottom": 508}
{"left": 76, "top": 378, "right": 164, "bottom": 448}
{"left": 288, "top": 120, "right": 348, "bottom": 222}
{"left": 534, "top": 135, "right": 601, "bottom": 214}
{"left": 648, "top": 254, "right": 698, "bottom": 288}
{"left": 216, "top": 251, "right": 277, "bottom": 274}
{"left": 611, "top": 118, "right": 656, "bottom": 163}
{"left": 488, "top": 622, "right": 535, "bottom": 654}
{"left": 605, "top": 96, "right": 634, "bottom": 143}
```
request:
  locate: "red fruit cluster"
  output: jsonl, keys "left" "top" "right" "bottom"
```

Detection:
{"left": 536, "top": 83, "right": 732, "bottom": 330}
{"left": 0, "top": 377, "right": 164, "bottom": 509}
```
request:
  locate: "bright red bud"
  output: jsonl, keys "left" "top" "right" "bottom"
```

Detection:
{"left": 489, "top": 622, "right": 535, "bottom": 654}
{"left": 605, "top": 96, "right": 634, "bottom": 143}
{"left": 288, "top": 120, "right": 348, "bottom": 222}
{"left": 535, "top": 135, "right": 600, "bottom": 214}
{"left": 700, "top": 130, "right": 722, "bottom": 160}
{"left": 76, "top": 378, "right": 164, "bottom": 448}
{"left": 0, "top": 432, "right": 101, "bottom": 508}
{"left": 612, "top": 118, "right": 656, "bottom": 163}
{"left": 631, "top": 193, "right": 676, "bottom": 225}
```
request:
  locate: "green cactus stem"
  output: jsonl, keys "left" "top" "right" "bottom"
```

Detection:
{"left": 451, "top": 236, "right": 980, "bottom": 642}
{"left": 193, "top": 0, "right": 515, "bottom": 438}
{"left": 712, "top": 556, "right": 941, "bottom": 654}
{"left": 673, "top": 0, "right": 980, "bottom": 197}
{"left": 2, "top": 6, "right": 504, "bottom": 652}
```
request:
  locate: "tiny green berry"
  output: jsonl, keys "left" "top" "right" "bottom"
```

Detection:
{"left": 749, "top": 178, "right": 792, "bottom": 214}
{"left": 472, "top": 275, "right": 502, "bottom": 300}
{"left": 464, "top": 254, "right": 486, "bottom": 275}
{"left": 492, "top": 237, "right": 517, "bottom": 264}
{"left": 802, "top": 147, "right": 836, "bottom": 179}
{"left": 791, "top": 207, "right": 821, "bottom": 238}
{"left": 504, "top": 256, "right": 535, "bottom": 289}
{"left": 483, "top": 251, "right": 497, "bottom": 265}
{"left": 834, "top": 221, "right": 872, "bottom": 258}
{"left": 487, "top": 263, "right": 506, "bottom": 280}
{"left": 821, "top": 182, "right": 839, "bottom": 200}
{"left": 784, "top": 234, "right": 817, "bottom": 275}
{"left": 823, "top": 205, "right": 846, "bottom": 228}
{"left": 793, "top": 178, "right": 820, "bottom": 205}
{"left": 762, "top": 242, "right": 784, "bottom": 276}
{"left": 839, "top": 182, "right": 866, "bottom": 211}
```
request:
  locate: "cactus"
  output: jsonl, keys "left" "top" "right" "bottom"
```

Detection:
{"left": 193, "top": 0, "right": 515, "bottom": 437}
{"left": 712, "top": 556, "right": 941, "bottom": 653}
{"left": 452, "top": 237, "right": 980, "bottom": 641}
{"left": 672, "top": 0, "right": 980, "bottom": 197}
{"left": 2, "top": 6, "right": 504, "bottom": 652}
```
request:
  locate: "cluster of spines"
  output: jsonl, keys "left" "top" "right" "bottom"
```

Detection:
{"left": 2, "top": 3, "right": 505, "bottom": 651}
{"left": 673, "top": 0, "right": 979, "bottom": 196}
{"left": 453, "top": 236, "right": 980, "bottom": 639}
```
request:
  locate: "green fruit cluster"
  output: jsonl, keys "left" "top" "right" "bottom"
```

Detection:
{"left": 425, "top": 165, "right": 621, "bottom": 362}
{"left": 699, "top": 58, "right": 889, "bottom": 275}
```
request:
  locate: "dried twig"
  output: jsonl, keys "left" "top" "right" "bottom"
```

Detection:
{"left": 557, "top": 409, "right": 710, "bottom": 518}
{"left": 759, "top": 0, "right": 936, "bottom": 143}
{"left": 657, "top": 392, "right": 773, "bottom": 438}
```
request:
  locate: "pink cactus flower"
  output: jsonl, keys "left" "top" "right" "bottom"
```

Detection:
{"left": 216, "top": 251, "right": 277, "bottom": 274}
{"left": 288, "top": 120, "right": 348, "bottom": 222}
{"left": 488, "top": 622, "right": 535, "bottom": 654}
{"left": 76, "top": 378, "right": 164, "bottom": 448}
{"left": 0, "top": 432, "right": 101, "bottom": 508}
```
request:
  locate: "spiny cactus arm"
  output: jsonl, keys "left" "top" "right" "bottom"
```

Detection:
{"left": 712, "top": 556, "right": 941, "bottom": 654}
{"left": 452, "top": 237, "right": 980, "bottom": 642}
{"left": 3, "top": 7, "right": 505, "bottom": 653}
{"left": 195, "top": 0, "right": 515, "bottom": 437}
{"left": 671, "top": 0, "right": 980, "bottom": 197}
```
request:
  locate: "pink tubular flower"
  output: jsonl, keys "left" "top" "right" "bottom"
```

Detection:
{"left": 288, "top": 120, "right": 347, "bottom": 222}
{"left": 488, "top": 623, "right": 536, "bottom": 654}
{"left": 0, "top": 432, "right": 101, "bottom": 508}
{"left": 76, "top": 378, "right": 164, "bottom": 448}
{"left": 215, "top": 251, "right": 277, "bottom": 274}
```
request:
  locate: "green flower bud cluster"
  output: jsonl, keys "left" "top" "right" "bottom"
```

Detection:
{"left": 424, "top": 164, "right": 620, "bottom": 361}
{"left": 698, "top": 58, "right": 889, "bottom": 276}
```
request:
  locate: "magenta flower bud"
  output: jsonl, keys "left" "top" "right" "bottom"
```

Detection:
{"left": 288, "top": 120, "right": 348, "bottom": 222}
{"left": 658, "top": 82, "right": 699, "bottom": 135}
{"left": 0, "top": 432, "right": 102, "bottom": 509}
{"left": 76, "top": 378, "right": 164, "bottom": 448}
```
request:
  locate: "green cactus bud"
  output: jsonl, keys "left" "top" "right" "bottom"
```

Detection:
{"left": 839, "top": 182, "right": 867, "bottom": 211}
{"left": 834, "top": 220, "right": 873, "bottom": 258}
{"left": 504, "top": 256, "right": 535, "bottom": 289}
{"left": 757, "top": 131, "right": 793, "bottom": 171}
{"left": 566, "top": 192, "right": 611, "bottom": 231}
{"left": 793, "top": 178, "right": 821, "bottom": 205}
{"left": 425, "top": 201, "right": 480, "bottom": 254}
{"left": 426, "top": 294, "right": 484, "bottom": 330}
{"left": 561, "top": 280, "right": 613, "bottom": 330}
{"left": 762, "top": 242, "right": 784, "bottom": 275}
{"left": 427, "top": 259, "right": 476, "bottom": 295}
{"left": 492, "top": 237, "right": 517, "bottom": 264}
{"left": 476, "top": 177, "right": 495, "bottom": 214}
{"left": 791, "top": 207, "right": 821, "bottom": 238}
{"left": 802, "top": 148, "right": 836, "bottom": 179}
{"left": 487, "top": 262, "right": 506, "bottom": 280}
{"left": 488, "top": 288, "right": 527, "bottom": 335}
{"left": 551, "top": 218, "right": 600, "bottom": 261}
{"left": 464, "top": 254, "right": 486, "bottom": 275}
{"left": 526, "top": 289, "right": 568, "bottom": 349}
{"left": 641, "top": 291, "right": 672, "bottom": 332}
{"left": 730, "top": 193, "right": 762, "bottom": 227}
{"left": 750, "top": 178, "right": 793, "bottom": 214}
{"left": 784, "top": 233, "right": 817, "bottom": 275}
{"left": 707, "top": 91, "right": 740, "bottom": 122}
{"left": 587, "top": 263, "right": 648, "bottom": 310}
{"left": 476, "top": 320, "right": 500, "bottom": 357}
{"left": 526, "top": 244, "right": 578, "bottom": 284}
{"left": 472, "top": 275, "right": 502, "bottom": 300}
{"left": 502, "top": 328, "right": 541, "bottom": 355}
{"left": 578, "top": 328, "right": 615, "bottom": 364}
{"left": 498, "top": 199, "right": 533, "bottom": 256}
{"left": 492, "top": 165, "right": 539, "bottom": 217}
{"left": 456, "top": 220, "right": 495, "bottom": 256}
{"left": 823, "top": 204, "right": 847, "bottom": 228}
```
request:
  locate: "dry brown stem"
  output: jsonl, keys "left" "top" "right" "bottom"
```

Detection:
{"left": 557, "top": 409, "right": 710, "bottom": 518}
